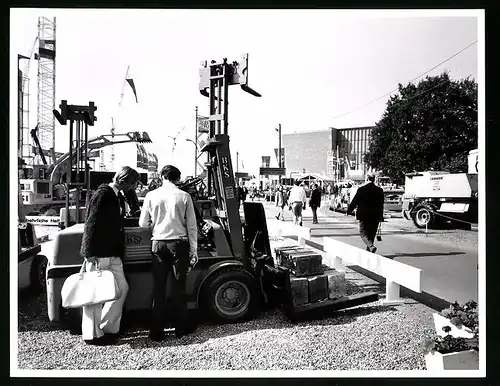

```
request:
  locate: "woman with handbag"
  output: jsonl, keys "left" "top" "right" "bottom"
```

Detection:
{"left": 79, "top": 166, "right": 140, "bottom": 345}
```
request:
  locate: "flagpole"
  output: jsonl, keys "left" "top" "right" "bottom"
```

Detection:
{"left": 119, "top": 65, "right": 130, "bottom": 108}
{"left": 194, "top": 106, "right": 198, "bottom": 178}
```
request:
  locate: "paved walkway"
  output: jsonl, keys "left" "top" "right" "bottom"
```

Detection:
{"left": 257, "top": 198, "right": 479, "bottom": 310}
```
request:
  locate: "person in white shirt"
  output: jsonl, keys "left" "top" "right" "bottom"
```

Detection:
{"left": 288, "top": 180, "right": 307, "bottom": 226}
{"left": 139, "top": 165, "right": 198, "bottom": 341}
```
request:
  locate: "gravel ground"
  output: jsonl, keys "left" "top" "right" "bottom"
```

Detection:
{"left": 17, "top": 267, "right": 436, "bottom": 371}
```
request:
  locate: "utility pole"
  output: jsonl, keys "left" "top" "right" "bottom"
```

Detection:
{"left": 236, "top": 151, "right": 239, "bottom": 172}
{"left": 194, "top": 106, "right": 198, "bottom": 177}
{"left": 276, "top": 123, "right": 282, "bottom": 184}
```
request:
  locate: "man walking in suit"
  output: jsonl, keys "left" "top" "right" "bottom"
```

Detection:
{"left": 309, "top": 183, "right": 322, "bottom": 224}
{"left": 347, "top": 174, "right": 384, "bottom": 253}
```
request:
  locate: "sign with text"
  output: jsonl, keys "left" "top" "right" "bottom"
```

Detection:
{"left": 260, "top": 167, "right": 286, "bottom": 176}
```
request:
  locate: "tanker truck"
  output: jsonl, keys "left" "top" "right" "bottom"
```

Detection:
{"left": 401, "top": 149, "right": 478, "bottom": 229}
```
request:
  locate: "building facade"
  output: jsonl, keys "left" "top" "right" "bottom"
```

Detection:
{"left": 282, "top": 126, "right": 375, "bottom": 181}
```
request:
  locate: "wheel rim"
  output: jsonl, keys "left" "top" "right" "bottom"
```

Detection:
{"left": 214, "top": 280, "right": 251, "bottom": 317}
{"left": 416, "top": 209, "right": 430, "bottom": 225}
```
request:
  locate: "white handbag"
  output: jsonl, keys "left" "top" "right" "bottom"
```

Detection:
{"left": 61, "top": 260, "right": 121, "bottom": 308}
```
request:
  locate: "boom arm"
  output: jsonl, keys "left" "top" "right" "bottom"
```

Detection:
{"left": 30, "top": 125, "right": 48, "bottom": 165}
{"left": 49, "top": 131, "right": 152, "bottom": 185}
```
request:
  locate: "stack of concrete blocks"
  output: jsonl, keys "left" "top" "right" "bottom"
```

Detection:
{"left": 275, "top": 246, "right": 347, "bottom": 306}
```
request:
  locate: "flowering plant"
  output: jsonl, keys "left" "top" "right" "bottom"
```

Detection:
{"left": 441, "top": 300, "right": 479, "bottom": 335}
{"left": 423, "top": 300, "right": 479, "bottom": 355}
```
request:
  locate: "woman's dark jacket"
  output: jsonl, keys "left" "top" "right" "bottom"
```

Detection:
{"left": 309, "top": 188, "right": 322, "bottom": 208}
{"left": 80, "top": 184, "right": 125, "bottom": 259}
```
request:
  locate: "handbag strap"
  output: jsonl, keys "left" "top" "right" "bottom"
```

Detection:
{"left": 79, "top": 260, "right": 100, "bottom": 278}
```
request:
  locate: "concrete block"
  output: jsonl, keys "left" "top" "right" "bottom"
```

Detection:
{"left": 325, "top": 269, "right": 346, "bottom": 299}
{"left": 308, "top": 275, "right": 328, "bottom": 302}
{"left": 281, "top": 249, "right": 323, "bottom": 277}
{"left": 274, "top": 246, "right": 304, "bottom": 265}
{"left": 289, "top": 276, "right": 309, "bottom": 306}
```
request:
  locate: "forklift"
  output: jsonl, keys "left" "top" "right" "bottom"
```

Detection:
{"left": 45, "top": 55, "right": 378, "bottom": 329}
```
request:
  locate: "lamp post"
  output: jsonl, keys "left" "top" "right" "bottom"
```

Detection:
{"left": 275, "top": 123, "right": 282, "bottom": 184}
{"left": 185, "top": 138, "right": 197, "bottom": 177}
{"left": 194, "top": 106, "right": 198, "bottom": 177}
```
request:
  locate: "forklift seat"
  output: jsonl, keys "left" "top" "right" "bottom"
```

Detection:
{"left": 243, "top": 202, "right": 272, "bottom": 261}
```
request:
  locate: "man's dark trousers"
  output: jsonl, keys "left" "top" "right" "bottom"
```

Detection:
{"left": 150, "top": 239, "right": 189, "bottom": 336}
{"left": 359, "top": 220, "right": 379, "bottom": 249}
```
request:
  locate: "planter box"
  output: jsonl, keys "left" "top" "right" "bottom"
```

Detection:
{"left": 425, "top": 349, "right": 479, "bottom": 370}
{"left": 433, "top": 313, "right": 474, "bottom": 338}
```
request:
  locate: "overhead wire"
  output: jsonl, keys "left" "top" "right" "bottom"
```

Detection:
{"left": 331, "top": 40, "right": 478, "bottom": 121}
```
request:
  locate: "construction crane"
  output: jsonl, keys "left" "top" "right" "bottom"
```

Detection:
{"left": 168, "top": 126, "right": 187, "bottom": 156}
{"left": 19, "top": 37, "right": 39, "bottom": 169}
{"left": 35, "top": 16, "right": 56, "bottom": 165}
{"left": 105, "top": 65, "right": 132, "bottom": 171}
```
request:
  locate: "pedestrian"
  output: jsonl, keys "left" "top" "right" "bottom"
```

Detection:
{"left": 326, "top": 184, "right": 332, "bottom": 199}
{"left": 275, "top": 185, "right": 287, "bottom": 221}
{"left": 309, "top": 183, "right": 322, "bottom": 224}
{"left": 139, "top": 165, "right": 198, "bottom": 341}
{"left": 288, "top": 180, "right": 307, "bottom": 226}
{"left": 346, "top": 173, "right": 384, "bottom": 253}
{"left": 79, "top": 166, "right": 140, "bottom": 345}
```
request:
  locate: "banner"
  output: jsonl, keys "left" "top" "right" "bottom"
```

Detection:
{"left": 197, "top": 115, "right": 210, "bottom": 133}
{"left": 261, "top": 156, "right": 270, "bottom": 168}
{"left": 136, "top": 144, "right": 148, "bottom": 169}
{"left": 147, "top": 152, "right": 158, "bottom": 172}
{"left": 273, "top": 148, "right": 285, "bottom": 167}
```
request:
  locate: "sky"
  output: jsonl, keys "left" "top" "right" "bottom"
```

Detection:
{"left": 10, "top": 9, "right": 481, "bottom": 179}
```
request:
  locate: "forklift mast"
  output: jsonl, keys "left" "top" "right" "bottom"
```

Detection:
{"left": 198, "top": 55, "right": 261, "bottom": 260}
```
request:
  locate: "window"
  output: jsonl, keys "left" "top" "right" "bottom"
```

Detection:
{"left": 36, "top": 182, "right": 50, "bottom": 195}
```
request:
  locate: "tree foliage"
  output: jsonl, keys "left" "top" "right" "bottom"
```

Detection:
{"left": 364, "top": 72, "right": 478, "bottom": 185}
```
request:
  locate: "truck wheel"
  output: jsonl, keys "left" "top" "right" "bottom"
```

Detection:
{"left": 202, "top": 268, "right": 258, "bottom": 323}
{"left": 413, "top": 207, "right": 434, "bottom": 229}
{"left": 29, "top": 255, "right": 48, "bottom": 294}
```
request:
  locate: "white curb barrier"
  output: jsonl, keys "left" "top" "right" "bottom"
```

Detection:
{"left": 267, "top": 219, "right": 311, "bottom": 246}
{"left": 323, "top": 237, "right": 422, "bottom": 305}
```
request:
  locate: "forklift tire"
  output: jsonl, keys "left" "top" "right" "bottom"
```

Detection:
{"left": 29, "top": 255, "right": 48, "bottom": 295}
{"left": 413, "top": 206, "right": 434, "bottom": 229}
{"left": 202, "top": 268, "right": 259, "bottom": 324}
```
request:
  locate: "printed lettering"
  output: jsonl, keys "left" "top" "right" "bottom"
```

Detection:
{"left": 126, "top": 235, "right": 142, "bottom": 244}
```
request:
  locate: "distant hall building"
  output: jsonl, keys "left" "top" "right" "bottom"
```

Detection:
{"left": 282, "top": 126, "right": 375, "bottom": 181}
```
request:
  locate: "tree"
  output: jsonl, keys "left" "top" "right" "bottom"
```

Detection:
{"left": 364, "top": 72, "right": 478, "bottom": 186}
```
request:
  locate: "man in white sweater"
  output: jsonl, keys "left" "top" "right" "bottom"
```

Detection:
{"left": 288, "top": 180, "right": 307, "bottom": 226}
{"left": 139, "top": 165, "right": 198, "bottom": 341}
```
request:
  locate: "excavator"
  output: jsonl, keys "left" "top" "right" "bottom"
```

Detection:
{"left": 44, "top": 55, "right": 378, "bottom": 329}
{"left": 19, "top": 129, "right": 152, "bottom": 220}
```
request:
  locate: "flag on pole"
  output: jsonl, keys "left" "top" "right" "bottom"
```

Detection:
{"left": 197, "top": 115, "right": 209, "bottom": 133}
{"left": 126, "top": 78, "right": 138, "bottom": 103}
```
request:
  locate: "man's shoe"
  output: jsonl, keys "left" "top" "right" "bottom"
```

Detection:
{"left": 84, "top": 335, "right": 117, "bottom": 346}
{"left": 299, "top": 222, "right": 303, "bottom": 226}
{"left": 175, "top": 324, "right": 197, "bottom": 338}
{"left": 148, "top": 331, "right": 165, "bottom": 342}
